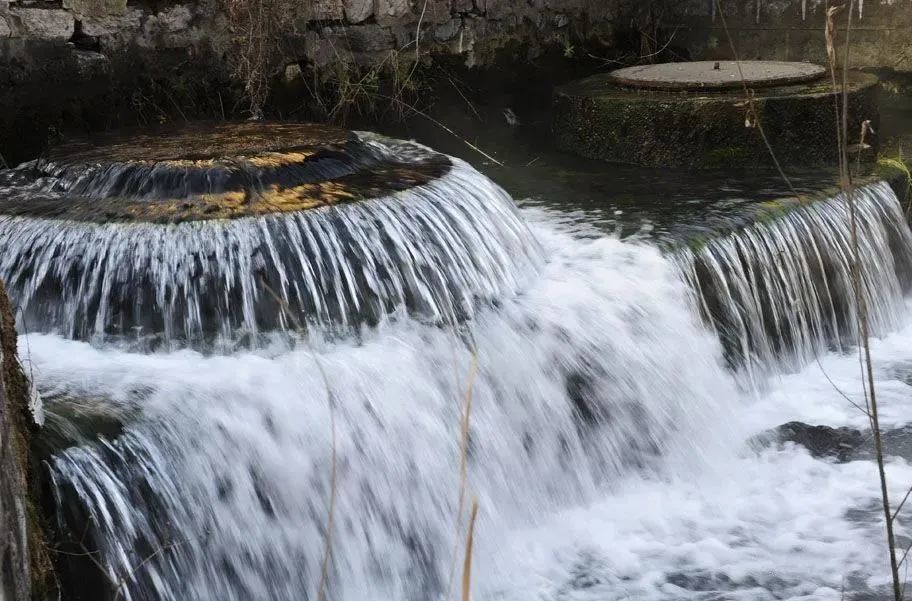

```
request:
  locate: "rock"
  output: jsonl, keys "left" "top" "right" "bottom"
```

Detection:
{"left": 153, "top": 5, "right": 192, "bottom": 33}
{"left": 310, "top": 0, "right": 343, "bottom": 20}
{"left": 283, "top": 62, "right": 301, "bottom": 82}
{"left": 343, "top": 0, "right": 372, "bottom": 23}
{"left": 347, "top": 24, "right": 394, "bottom": 53}
{"left": 71, "top": 27, "right": 99, "bottom": 49}
{"left": 61, "top": 0, "right": 126, "bottom": 18}
{"left": 80, "top": 8, "right": 142, "bottom": 42}
{"left": 0, "top": 12, "right": 12, "bottom": 37}
{"left": 434, "top": 18, "right": 461, "bottom": 41}
{"left": 0, "top": 281, "right": 51, "bottom": 600}
{"left": 302, "top": 29, "right": 336, "bottom": 67}
{"left": 377, "top": 0, "right": 410, "bottom": 20}
{"left": 73, "top": 49, "right": 109, "bottom": 77}
{"left": 768, "top": 421, "right": 865, "bottom": 461}
{"left": 11, "top": 7, "right": 75, "bottom": 40}
{"left": 139, "top": 5, "right": 199, "bottom": 48}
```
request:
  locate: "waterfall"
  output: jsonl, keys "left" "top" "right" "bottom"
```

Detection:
{"left": 0, "top": 134, "right": 539, "bottom": 349}
{"left": 39, "top": 224, "right": 737, "bottom": 601}
{"left": 677, "top": 181, "right": 912, "bottom": 380}
{"left": 9, "top": 124, "right": 912, "bottom": 601}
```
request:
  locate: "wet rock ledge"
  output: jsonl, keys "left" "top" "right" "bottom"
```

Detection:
{"left": 0, "top": 281, "right": 52, "bottom": 601}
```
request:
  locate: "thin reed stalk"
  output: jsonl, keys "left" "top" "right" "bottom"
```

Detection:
{"left": 461, "top": 500, "right": 479, "bottom": 601}
{"left": 829, "top": 3, "right": 903, "bottom": 597}
{"left": 261, "top": 282, "right": 338, "bottom": 601}
{"left": 716, "top": 1, "right": 906, "bottom": 598}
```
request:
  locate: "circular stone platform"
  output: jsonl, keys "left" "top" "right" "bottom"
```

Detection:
{"left": 553, "top": 63, "right": 879, "bottom": 169}
{"left": 608, "top": 61, "right": 826, "bottom": 91}
{"left": 0, "top": 122, "right": 535, "bottom": 345}
{"left": 0, "top": 122, "right": 451, "bottom": 223}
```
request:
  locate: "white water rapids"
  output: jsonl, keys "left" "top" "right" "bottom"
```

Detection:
{"left": 12, "top": 159, "right": 912, "bottom": 600}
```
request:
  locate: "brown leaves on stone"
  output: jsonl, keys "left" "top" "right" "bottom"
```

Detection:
{"left": 1, "top": 123, "right": 452, "bottom": 223}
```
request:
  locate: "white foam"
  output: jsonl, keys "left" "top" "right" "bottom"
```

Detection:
{"left": 26, "top": 194, "right": 912, "bottom": 601}
{"left": 31, "top": 220, "right": 738, "bottom": 601}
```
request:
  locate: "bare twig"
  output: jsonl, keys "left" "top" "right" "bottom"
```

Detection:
{"left": 375, "top": 93, "right": 505, "bottom": 166}
{"left": 893, "top": 485, "right": 912, "bottom": 523}
{"left": 112, "top": 539, "right": 188, "bottom": 601}
{"left": 827, "top": 3, "right": 903, "bottom": 598}
{"left": 447, "top": 76, "right": 482, "bottom": 121}
{"left": 814, "top": 357, "right": 869, "bottom": 416}
{"left": 713, "top": 0, "right": 798, "bottom": 198}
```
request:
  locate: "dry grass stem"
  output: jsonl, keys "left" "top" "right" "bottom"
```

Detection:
{"left": 261, "top": 282, "right": 338, "bottom": 601}
{"left": 461, "top": 500, "right": 479, "bottom": 601}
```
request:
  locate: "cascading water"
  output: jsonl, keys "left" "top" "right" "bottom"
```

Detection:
{"left": 0, "top": 123, "right": 536, "bottom": 348}
{"left": 41, "top": 228, "right": 736, "bottom": 601}
{"left": 5, "top": 123, "right": 912, "bottom": 601}
{"left": 679, "top": 181, "right": 912, "bottom": 379}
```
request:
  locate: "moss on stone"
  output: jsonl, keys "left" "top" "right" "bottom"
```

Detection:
{"left": 553, "top": 70, "right": 880, "bottom": 169}
{"left": 875, "top": 156, "right": 912, "bottom": 206}
{"left": 0, "top": 281, "right": 54, "bottom": 600}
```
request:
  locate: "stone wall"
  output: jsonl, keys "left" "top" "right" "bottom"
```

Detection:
{"left": 0, "top": 0, "right": 630, "bottom": 161}
{"left": 0, "top": 0, "right": 620, "bottom": 67}
{"left": 672, "top": 0, "right": 912, "bottom": 71}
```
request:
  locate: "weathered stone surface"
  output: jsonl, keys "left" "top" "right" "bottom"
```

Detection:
{"left": 1, "top": 122, "right": 452, "bottom": 222}
{"left": 0, "top": 366, "right": 30, "bottom": 601}
{"left": 434, "top": 17, "right": 461, "bottom": 41}
{"left": 12, "top": 7, "right": 74, "bottom": 40}
{"left": 0, "top": 12, "right": 12, "bottom": 37}
{"left": 283, "top": 62, "right": 302, "bottom": 82}
{"left": 421, "top": 0, "right": 452, "bottom": 24}
{"left": 377, "top": 0, "right": 410, "bottom": 21}
{"left": 0, "top": 281, "right": 50, "bottom": 601}
{"left": 61, "top": 0, "right": 125, "bottom": 18}
{"left": 342, "top": 0, "right": 372, "bottom": 23}
{"left": 310, "top": 0, "right": 343, "bottom": 20}
{"left": 152, "top": 5, "right": 192, "bottom": 33}
{"left": 347, "top": 23, "right": 394, "bottom": 53}
{"left": 770, "top": 422, "right": 864, "bottom": 462}
{"left": 80, "top": 8, "right": 142, "bottom": 42}
{"left": 73, "top": 49, "right": 109, "bottom": 77}
{"left": 139, "top": 5, "right": 197, "bottom": 48}
{"left": 610, "top": 60, "right": 826, "bottom": 91}
{"left": 553, "top": 68, "right": 880, "bottom": 168}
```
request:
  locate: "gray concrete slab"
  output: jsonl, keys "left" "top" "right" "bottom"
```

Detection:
{"left": 609, "top": 61, "right": 826, "bottom": 91}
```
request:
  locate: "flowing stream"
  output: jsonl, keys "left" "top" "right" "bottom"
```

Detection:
{"left": 5, "top": 142, "right": 912, "bottom": 600}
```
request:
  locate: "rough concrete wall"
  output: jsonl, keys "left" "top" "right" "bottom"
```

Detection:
{"left": 672, "top": 0, "right": 912, "bottom": 71}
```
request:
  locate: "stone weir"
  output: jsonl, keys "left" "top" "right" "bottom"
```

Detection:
{"left": 553, "top": 61, "right": 880, "bottom": 169}
{"left": 0, "top": 122, "right": 540, "bottom": 348}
